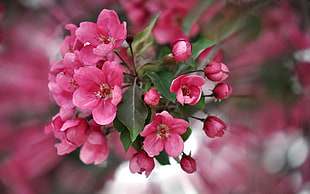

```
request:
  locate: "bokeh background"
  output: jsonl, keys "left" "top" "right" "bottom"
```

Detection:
{"left": 0, "top": 0, "right": 310, "bottom": 193}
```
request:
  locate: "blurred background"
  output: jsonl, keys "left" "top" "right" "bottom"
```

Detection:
{"left": 0, "top": 0, "right": 310, "bottom": 193}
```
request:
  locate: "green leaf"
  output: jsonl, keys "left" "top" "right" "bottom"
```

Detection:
{"left": 113, "top": 118, "right": 132, "bottom": 152}
{"left": 155, "top": 150, "right": 170, "bottom": 165}
{"left": 117, "top": 86, "right": 148, "bottom": 141}
{"left": 147, "top": 71, "right": 176, "bottom": 102}
{"left": 182, "top": 0, "right": 213, "bottom": 35}
{"left": 192, "top": 38, "right": 215, "bottom": 59}
{"left": 242, "top": 15, "right": 261, "bottom": 42}
{"left": 181, "top": 127, "right": 192, "bottom": 142}
{"left": 131, "top": 13, "right": 160, "bottom": 57}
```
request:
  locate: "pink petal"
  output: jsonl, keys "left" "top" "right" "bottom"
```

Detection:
{"left": 176, "top": 88, "right": 185, "bottom": 105}
{"left": 111, "top": 86, "right": 122, "bottom": 105}
{"left": 93, "top": 43, "right": 114, "bottom": 56}
{"left": 129, "top": 155, "right": 140, "bottom": 173}
{"left": 169, "top": 118, "right": 189, "bottom": 135}
{"left": 72, "top": 87, "right": 99, "bottom": 109}
{"left": 140, "top": 122, "right": 159, "bottom": 137}
{"left": 74, "top": 66, "right": 106, "bottom": 87}
{"left": 59, "top": 119, "right": 81, "bottom": 131}
{"left": 170, "top": 75, "right": 186, "bottom": 92}
{"left": 79, "top": 45, "right": 103, "bottom": 66}
{"left": 181, "top": 75, "right": 205, "bottom": 87}
{"left": 92, "top": 100, "right": 116, "bottom": 125}
{"left": 97, "top": 9, "right": 121, "bottom": 29}
{"left": 76, "top": 22, "right": 100, "bottom": 45}
{"left": 102, "top": 61, "right": 124, "bottom": 86}
{"left": 143, "top": 133, "right": 164, "bottom": 157}
{"left": 55, "top": 142, "right": 77, "bottom": 155}
{"left": 164, "top": 133, "right": 184, "bottom": 157}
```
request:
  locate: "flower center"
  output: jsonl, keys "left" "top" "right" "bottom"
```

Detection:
{"left": 95, "top": 84, "right": 112, "bottom": 99}
{"left": 181, "top": 85, "right": 191, "bottom": 96}
{"left": 157, "top": 124, "right": 169, "bottom": 139}
{"left": 99, "top": 33, "right": 110, "bottom": 44}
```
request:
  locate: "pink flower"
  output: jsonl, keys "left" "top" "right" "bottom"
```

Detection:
{"left": 203, "top": 116, "right": 227, "bottom": 138}
{"left": 144, "top": 89, "right": 160, "bottom": 106}
{"left": 212, "top": 83, "right": 232, "bottom": 100}
{"left": 76, "top": 9, "right": 127, "bottom": 59}
{"left": 170, "top": 75, "right": 206, "bottom": 105}
{"left": 204, "top": 61, "right": 229, "bottom": 82}
{"left": 60, "top": 24, "right": 83, "bottom": 56}
{"left": 180, "top": 154, "right": 196, "bottom": 173}
{"left": 45, "top": 115, "right": 89, "bottom": 155}
{"left": 140, "top": 111, "right": 188, "bottom": 157}
{"left": 79, "top": 122, "right": 109, "bottom": 165}
{"left": 73, "top": 61, "right": 123, "bottom": 125}
{"left": 172, "top": 39, "right": 192, "bottom": 61}
{"left": 129, "top": 150, "right": 155, "bottom": 177}
{"left": 198, "top": 46, "right": 224, "bottom": 63}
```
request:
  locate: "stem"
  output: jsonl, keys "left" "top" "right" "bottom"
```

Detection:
{"left": 114, "top": 51, "right": 131, "bottom": 73}
{"left": 184, "top": 70, "right": 204, "bottom": 74}
{"left": 129, "top": 43, "right": 138, "bottom": 76}
{"left": 189, "top": 115, "right": 205, "bottom": 122}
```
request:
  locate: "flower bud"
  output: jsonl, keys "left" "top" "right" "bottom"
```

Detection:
{"left": 172, "top": 39, "right": 192, "bottom": 61}
{"left": 144, "top": 89, "right": 160, "bottom": 106}
{"left": 204, "top": 61, "right": 229, "bottom": 82}
{"left": 203, "top": 116, "right": 227, "bottom": 138}
{"left": 129, "top": 150, "right": 155, "bottom": 177}
{"left": 212, "top": 83, "right": 232, "bottom": 100}
{"left": 180, "top": 154, "right": 196, "bottom": 173}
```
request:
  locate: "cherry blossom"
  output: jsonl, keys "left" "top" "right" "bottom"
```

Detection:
{"left": 170, "top": 75, "right": 206, "bottom": 105}
{"left": 79, "top": 122, "right": 109, "bottom": 165}
{"left": 180, "top": 154, "right": 196, "bottom": 173}
{"left": 203, "top": 116, "right": 227, "bottom": 138}
{"left": 204, "top": 60, "right": 229, "bottom": 82}
{"left": 72, "top": 61, "right": 123, "bottom": 125}
{"left": 144, "top": 89, "right": 160, "bottom": 106}
{"left": 212, "top": 82, "right": 233, "bottom": 100}
{"left": 140, "top": 111, "right": 188, "bottom": 157}
{"left": 172, "top": 39, "right": 192, "bottom": 61}
{"left": 75, "top": 9, "right": 127, "bottom": 62}
{"left": 129, "top": 150, "right": 155, "bottom": 177}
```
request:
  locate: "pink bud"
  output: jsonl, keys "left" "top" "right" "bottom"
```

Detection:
{"left": 129, "top": 150, "right": 155, "bottom": 177}
{"left": 212, "top": 83, "right": 232, "bottom": 100}
{"left": 180, "top": 154, "right": 196, "bottom": 173}
{"left": 144, "top": 89, "right": 160, "bottom": 106}
{"left": 172, "top": 39, "right": 192, "bottom": 61}
{"left": 204, "top": 61, "right": 229, "bottom": 82}
{"left": 203, "top": 116, "right": 227, "bottom": 138}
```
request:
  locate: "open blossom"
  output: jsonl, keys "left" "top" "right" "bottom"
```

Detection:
{"left": 204, "top": 61, "right": 229, "bottom": 82}
{"left": 73, "top": 61, "right": 123, "bottom": 125}
{"left": 75, "top": 9, "right": 127, "bottom": 60}
{"left": 129, "top": 150, "right": 155, "bottom": 177}
{"left": 170, "top": 75, "right": 206, "bottom": 105}
{"left": 203, "top": 116, "right": 227, "bottom": 138}
{"left": 144, "top": 89, "right": 160, "bottom": 106}
{"left": 45, "top": 115, "right": 89, "bottom": 155}
{"left": 79, "top": 122, "right": 109, "bottom": 165}
{"left": 172, "top": 39, "right": 192, "bottom": 61}
{"left": 140, "top": 111, "right": 189, "bottom": 157}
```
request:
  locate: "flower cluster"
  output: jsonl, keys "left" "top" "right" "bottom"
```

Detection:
{"left": 46, "top": 9, "right": 232, "bottom": 177}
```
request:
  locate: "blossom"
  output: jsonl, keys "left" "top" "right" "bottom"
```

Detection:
{"left": 72, "top": 61, "right": 123, "bottom": 125}
{"left": 180, "top": 154, "right": 196, "bottom": 173}
{"left": 172, "top": 39, "right": 192, "bottom": 61}
{"left": 212, "top": 83, "right": 232, "bottom": 100}
{"left": 144, "top": 89, "right": 160, "bottom": 106}
{"left": 204, "top": 61, "right": 229, "bottom": 82}
{"left": 129, "top": 150, "right": 155, "bottom": 177}
{"left": 45, "top": 115, "right": 89, "bottom": 155}
{"left": 170, "top": 75, "right": 206, "bottom": 105}
{"left": 140, "top": 111, "right": 189, "bottom": 157}
{"left": 79, "top": 122, "right": 109, "bottom": 165}
{"left": 203, "top": 116, "right": 227, "bottom": 138}
{"left": 75, "top": 9, "right": 127, "bottom": 60}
